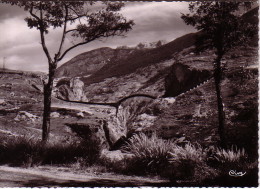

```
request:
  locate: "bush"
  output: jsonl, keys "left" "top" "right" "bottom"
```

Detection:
{"left": 122, "top": 133, "right": 174, "bottom": 175}
{"left": 122, "top": 134, "right": 217, "bottom": 182}
{"left": 167, "top": 143, "right": 216, "bottom": 182}
{"left": 214, "top": 147, "right": 247, "bottom": 164}
{"left": 0, "top": 135, "right": 43, "bottom": 166}
{"left": 204, "top": 146, "right": 257, "bottom": 187}
{"left": 0, "top": 135, "right": 101, "bottom": 167}
{"left": 206, "top": 146, "right": 249, "bottom": 173}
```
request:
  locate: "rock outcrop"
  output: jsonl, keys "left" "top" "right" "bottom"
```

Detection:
{"left": 164, "top": 63, "right": 211, "bottom": 97}
{"left": 69, "top": 77, "right": 85, "bottom": 101}
{"left": 14, "top": 111, "right": 40, "bottom": 123}
{"left": 55, "top": 77, "right": 88, "bottom": 101}
{"left": 65, "top": 121, "right": 109, "bottom": 149}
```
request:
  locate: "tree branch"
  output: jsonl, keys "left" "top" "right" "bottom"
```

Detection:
{"left": 65, "top": 29, "right": 78, "bottom": 34}
{"left": 67, "top": 15, "right": 85, "bottom": 22}
{"left": 29, "top": 3, "right": 40, "bottom": 20}
{"left": 38, "top": 3, "right": 52, "bottom": 64}
{"left": 56, "top": 4, "right": 68, "bottom": 61}
{"left": 58, "top": 26, "right": 129, "bottom": 62}
{"left": 57, "top": 39, "right": 95, "bottom": 61}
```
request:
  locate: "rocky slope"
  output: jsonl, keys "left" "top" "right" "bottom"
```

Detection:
{"left": 55, "top": 47, "right": 134, "bottom": 78}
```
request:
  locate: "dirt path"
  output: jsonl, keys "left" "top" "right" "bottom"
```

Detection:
{"left": 0, "top": 165, "right": 171, "bottom": 187}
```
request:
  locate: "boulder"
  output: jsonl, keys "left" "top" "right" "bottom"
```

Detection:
{"left": 14, "top": 111, "right": 39, "bottom": 123}
{"left": 100, "top": 149, "right": 133, "bottom": 163}
{"left": 55, "top": 77, "right": 88, "bottom": 101}
{"left": 65, "top": 122, "right": 109, "bottom": 149}
{"left": 69, "top": 77, "right": 85, "bottom": 101}
{"left": 50, "top": 112, "right": 60, "bottom": 118}
{"left": 144, "top": 98, "right": 175, "bottom": 116}
{"left": 132, "top": 113, "right": 157, "bottom": 132}
{"left": 103, "top": 118, "right": 127, "bottom": 150}
{"left": 0, "top": 99, "right": 6, "bottom": 106}
{"left": 76, "top": 111, "right": 85, "bottom": 118}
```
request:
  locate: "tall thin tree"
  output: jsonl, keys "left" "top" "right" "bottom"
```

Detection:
{"left": 181, "top": 2, "right": 256, "bottom": 146}
{"left": 5, "top": 1, "right": 134, "bottom": 142}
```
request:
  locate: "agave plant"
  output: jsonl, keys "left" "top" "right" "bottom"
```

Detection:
{"left": 122, "top": 133, "right": 175, "bottom": 174}
{"left": 213, "top": 146, "right": 247, "bottom": 163}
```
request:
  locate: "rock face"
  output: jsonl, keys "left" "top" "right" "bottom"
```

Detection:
{"left": 55, "top": 77, "right": 87, "bottom": 101}
{"left": 69, "top": 77, "right": 85, "bottom": 101}
{"left": 66, "top": 121, "right": 109, "bottom": 149}
{"left": 164, "top": 63, "right": 211, "bottom": 97}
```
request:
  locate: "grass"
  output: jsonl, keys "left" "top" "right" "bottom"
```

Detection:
{"left": 0, "top": 131, "right": 256, "bottom": 186}
{"left": 0, "top": 135, "right": 101, "bottom": 167}
{"left": 115, "top": 133, "right": 256, "bottom": 185}
{"left": 122, "top": 133, "right": 174, "bottom": 174}
{"left": 214, "top": 146, "right": 247, "bottom": 164}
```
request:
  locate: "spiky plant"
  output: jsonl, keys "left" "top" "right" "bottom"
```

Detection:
{"left": 122, "top": 133, "right": 175, "bottom": 174}
{"left": 214, "top": 146, "right": 247, "bottom": 164}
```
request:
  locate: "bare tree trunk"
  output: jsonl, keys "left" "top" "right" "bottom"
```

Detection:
{"left": 42, "top": 62, "right": 57, "bottom": 142}
{"left": 214, "top": 54, "right": 226, "bottom": 147}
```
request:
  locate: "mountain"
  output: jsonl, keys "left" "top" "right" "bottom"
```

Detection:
{"left": 55, "top": 47, "right": 134, "bottom": 78}
{"left": 54, "top": 6, "right": 258, "bottom": 103}
{"left": 55, "top": 33, "right": 198, "bottom": 82}
{"left": 56, "top": 7, "right": 259, "bottom": 83}
{"left": 83, "top": 32, "right": 198, "bottom": 85}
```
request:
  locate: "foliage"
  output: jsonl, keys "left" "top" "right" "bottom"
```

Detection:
{"left": 169, "top": 143, "right": 205, "bottom": 163}
{"left": 215, "top": 147, "right": 247, "bottom": 163}
{"left": 181, "top": 2, "right": 257, "bottom": 147}
{"left": 0, "top": 135, "right": 101, "bottom": 167}
{"left": 122, "top": 133, "right": 174, "bottom": 174}
{"left": 119, "top": 134, "right": 254, "bottom": 184}
{"left": 181, "top": 2, "right": 256, "bottom": 54}
{"left": 207, "top": 146, "right": 248, "bottom": 166}
{"left": 166, "top": 143, "right": 215, "bottom": 181}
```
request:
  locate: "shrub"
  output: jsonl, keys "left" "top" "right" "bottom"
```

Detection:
{"left": 215, "top": 147, "right": 247, "bottom": 163}
{"left": 0, "top": 135, "right": 43, "bottom": 166}
{"left": 122, "top": 134, "right": 216, "bottom": 182}
{"left": 167, "top": 143, "right": 216, "bottom": 182}
{"left": 122, "top": 133, "right": 174, "bottom": 175}
{"left": 206, "top": 146, "right": 248, "bottom": 169}
{"left": 169, "top": 143, "right": 205, "bottom": 163}
{"left": 0, "top": 135, "right": 101, "bottom": 167}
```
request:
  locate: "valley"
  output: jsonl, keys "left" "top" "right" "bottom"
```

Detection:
{"left": 0, "top": 4, "right": 258, "bottom": 187}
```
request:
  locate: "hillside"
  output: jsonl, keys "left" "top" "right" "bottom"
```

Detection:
{"left": 55, "top": 47, "right": 134, "bottom": 78}
{"left": 55, "top": 7, "right": 258, "bottom": 85}
{"left": 55, "top": 32, "right": 198, "bottom": 85}
{"left": 82, "top": 32, "right": 198, "bottom": 85}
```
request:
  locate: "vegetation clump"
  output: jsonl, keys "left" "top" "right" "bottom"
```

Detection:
{"left": 0, "top": 135, "right": 101, "bottom": 167}
{"left": 115, "top": 133, "right": 256, "bottom": 186}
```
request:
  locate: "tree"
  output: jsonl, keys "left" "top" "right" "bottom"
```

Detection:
{"left": 181, "top": 2, "right": 256, "bottom": 147}
{"left": 136, "top": 42, "right": 146, "bottom": 49}
{"left": 6, "top": 1, "right": 134, "bottom": 142}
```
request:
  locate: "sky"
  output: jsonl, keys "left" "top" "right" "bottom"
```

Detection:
{"left": 0, "top": 2, "right": 195, "bottom": 72}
